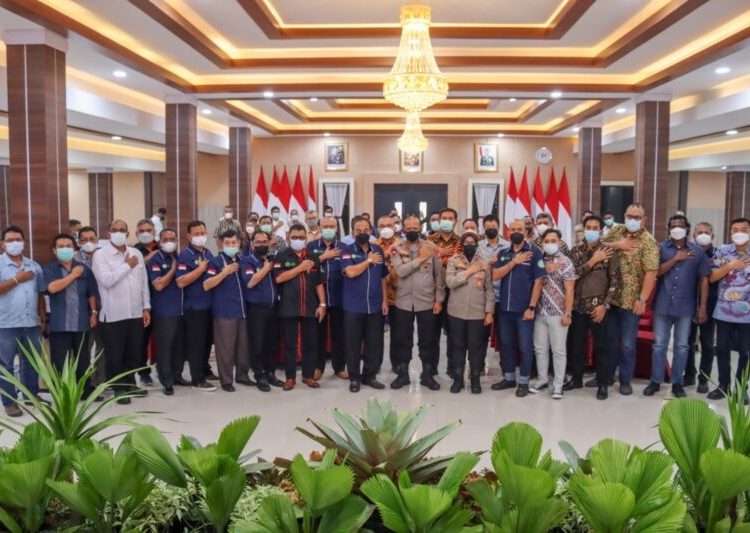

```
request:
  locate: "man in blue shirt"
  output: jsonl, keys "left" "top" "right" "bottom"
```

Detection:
{"left": 341, "top": 216, "right": 389, "bottom": 392}
{"left": 644, "top": 215, "right": 710, "bottom": 398}
{"left": 175, "top": 220, "right": 216, "bottom": 391}
{"left": 491, "top": 219, "right": 546, "bottom": 397}
{"left": 0, "top": 225, "right": 47, "bottom": 417}
{"left": 44, "top": 233, "right": 99, "bottom": 397}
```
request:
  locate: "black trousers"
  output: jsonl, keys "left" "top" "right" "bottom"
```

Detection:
{"left": 569, "top": 310, "right": 610, "bottom": 385}
{"left": 183, "top": 308, "right": 212, "bottom": 385}
{"left": 390, "top": 307, "right": 434, "bottom": 368}
{"left": 138, "top": 323, "right": 153, "bottom": 377}
{"left": 448, "top": 316, "right": 485, "bottom": 376}
{"left": 344, "top": 311, "right": 383, "bottom": 382}
{"left": 715, "top": 320, "right": 750, "bottom": 389}
{"left": 152, "top": 315, "right": 185, "bottom": 388}
{"left": 685, "top": 317, "right": 715, "bottom": 383}
{"left": 430, "top": 292, "right": 453, "bottom": 370}
{"left": 48, "top": 330, "right": 91, "bottom": 381}
{"left": 99, "top": 318, "right": 144, "bottom": 393}
{"left": 247, "top": 303, "right": 280, "bottom": 379}
{"left": 280, "top": 317, "right": 317, "bottom": 380}
{"left": 316, "top": 306, "right": 346, "bottom": 373}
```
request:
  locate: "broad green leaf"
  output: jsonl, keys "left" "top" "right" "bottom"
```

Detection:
{"left": 316, "top": 494, "right": 374, "bottom": 533}
{"left": 234, "top": 493, "right": 298, "bottom": 533}
{"left": 465, "top": 480, "right": 504, "bottom": 525}
{"left": 492, "top": 422, "right": 542, "bottom": 470}
{"left": 0, "top": 507, "right": 22, "bottom": 533}
{"left": 631, "top": 492, "right": 686, "bottom": 533}
{"left": 504, "top": 499, "right": 568, "bottom": 533}
{"left": 328, "top": 409, "right": 368, "bottom": 453}
{"left": 130, "top": 425, "right": 187, "bottom": 488}
{"left": 290, "top": 453, "right": 354, "bottom": 515}
{"left": 389, "top": 420, "right": 461, "bottom": 471}
{"left": 430, "top": 502, "right": 476, "bottom": 533}
{"left": 589, "top": 439, "right": 631, "bottom": 484}
{"left": 436, "top": 452, "right": 478, "bottom": 497}
{"left": 10, "top": 422, "right": 54, "bottom": 461}
{"left": 205, "top": 469, "right": 246, "bottom": 533}
{"left": 216, "top": 416, "right": 260, "bottom": 460}
{"left": 568, "top": 474, "right": 635, "bottom": 532}
{"left": 400, "top": 484, "right": 452, "bottom": 528}
{"left": 0, "top": 456, "right": 54, "bottom": 508}
{"left": 495, "top": 453, "right": 555, "bottom": 510}
{"left": 624, "top": 450, "right": 675, "bottom": 517}
{"left": 360, "top": 474, "right": 411, "bottom": 533}
{"left": 700, "top": 448, "right": 750, "bottom": 502}
{"left": 46, "top": 480, "right": 101, "bottom": 523}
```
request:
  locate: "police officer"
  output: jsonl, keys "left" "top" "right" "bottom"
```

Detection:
{"left": 341, "top": 216, "right": 389, "bottom": 392}
{"left": 390, "top": 215, "right": 444, "bottom": 390}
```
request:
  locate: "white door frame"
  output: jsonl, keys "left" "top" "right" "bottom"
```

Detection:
{"left": 467, "top": 178, "right": 505, "bottom": 223}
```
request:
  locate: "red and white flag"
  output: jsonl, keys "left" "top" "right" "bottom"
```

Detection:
{"left": 290, "top": 166, "right": 307, "bottom": 218}
{"left": 307, "top": 166, "right": 317, "bottom": 213}
{"left": 279, "top": 166, "right": 292, "bottom": 218}
{"left": 516, "top": 166, "right": 532, "bottom": 220}
{"left": 545, "top": 168, "right": 559, "bottom": 225}
{"left": 251, "top": 166, "right": 268, "bottom": 215}
{"left": 504, "top": 167, "right": 518, "bottom": 238}
{"left": 558, "top": 168, "right": 573, "bottom": 246}
{"left": 268, "top": 166, "right": 281, "bottom": 213}
{"left": 532, "top": 167, "right": 545, "bottom": 217}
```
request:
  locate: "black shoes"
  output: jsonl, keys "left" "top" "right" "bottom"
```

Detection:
{"left": 363, "top": 378, "right": 385, "bottom": 389}
{"left": 131, "top": 388, "right": 149, "bottom": 398}
{"left": 140, "top": 375, "right": 153, "bottom": 386}
{"left": 683, "top": 375, "right": 696, "bottom": 387}
{"left": 672, "top": 384, "right": 686, "bottom": 398}
{"left": 697, "top": 381, "right": 709, "bottom": 394}
{"left": 491, "top": 379, "right": 516, "bottom": 391}
{"left": 563, "top": 379, "right": 583, "bottom": 391}
{"left": 174, "top": 376, "right": 191, "bottom": 386}
{"left": 619, "top": 382, "right": 633, "bottom": 396}
{"left": 450, "top": 380, "right": 464, "bottom": 393}
{"left": 206, "top": 371, "right": 220, "bottom": 382}
{"left": 236, "top": 377, "right": 257, "bottom": 387}
{"left": 116, "top": 396, "right": 131, "bottom": 405}
{"left": 349, "top": 380, "right": 361, "bottom": 393}
{"left": 596, "top": 386, "right": 608, "bottom": 400}
{"left": 163, "top": 386, "right": 174, "bottom": 396}
{"left": 256, "top": 378, "right": 271, "bottom": 392}
{"left": 222, "top": 384, "right": 236, "bottom": 392}
{"left": 419, "top": 374, "right": 441, "bottom": 391}
{"left": 266, "top": 373, "right": 284, "bottom": 387}
{"left": 390, "top": 374, "right": 411, "bottom": 389}
{"left": 516, "top": 384, "right": 529, "bottom": 398}
{"left": 643, "top": 381, "right": 661, "bottom": 396}
{"left": 470, "top": 376, "right": 482, "bottom": 394}
{"left": 707, "top": 387, "right": 727, "bottom": 400}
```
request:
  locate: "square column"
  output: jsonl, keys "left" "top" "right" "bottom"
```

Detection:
{"left": 576, "top": 122, "right": 602, "bottom": 219}
{"left": 634, "top": 95, "right": 671, "bottom": 234}
{"left": 165, "top": 96, "right": 198, "bottom": 244}
{"left": 724, "top": 171, "right": 750, "bottom": 241}
{"left": 88, "top": 168, "right": 113, "bottom": 237}
{"left": 228, "top": 121, "right": 252, "bottom": 219}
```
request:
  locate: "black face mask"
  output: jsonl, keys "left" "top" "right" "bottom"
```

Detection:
{"left": 355, "top": 233, "right": 370, "bottom": 245}
{"left": 463, "top": 244, "right": 477, "bottom": 260}
{"left": 510, "top": 232, "right": 525, "bottom": 245}
{"left": 485, "top": 228, "right": 499, "bottom": 239}
{"left": 254, "top": 245, "right": 269, "bottom": 256}
{"left": 405, "top": 230, "right": 420, "bottom": 242}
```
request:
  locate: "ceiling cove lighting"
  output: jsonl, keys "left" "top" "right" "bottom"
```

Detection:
{"left": 309, "top": 97, "right": 319, "bottom": 102}
{"left": 550, "top": 91, "right": 562, "bottom": 98}
{"left": 727, "top": 130, "right": 739, "bottom": 135}
{"left": 616, "top": 107, "right": 627, "bottom": 114}
{"left": 112, "top": 70, "right": 127, "bottom": 78}
{"left": 323, "top": 132, "right": 331, "bottom": 137}
{"left": 397, "top": 112, "right": 428, "bottom": 154}
{"left": 201, "top": 108, "right": 212, "bottom": 115}
{"left": 715, "top": 66, "right": 731, "bottom": 74}
{"left": 111, "top": 135, "right": 122, "bottom": 141}
{"left": 262, "top": 90, "right": 275, "bottom": 98}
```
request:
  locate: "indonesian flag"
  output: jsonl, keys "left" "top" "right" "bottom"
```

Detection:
{"left": 558, "top": 168, "right": 573, "bottom": 246}
{"left": 307, "top": 166, "right": 317, "bottom": 213}
{"left": 504, "top": 167, "right": 518, "bottom": 238}
{"left": 532, "top": 167, "right": 545, "bottom": 217}
{"left": 251, "top": 166, "right": 268, "bottom": 215}
{"left": 545, "top": 168, "right": 559, "bottom": 225}
{"left": 268, "top": 166, "right": 282, "bottom": 214}
{"left": 516, "top": 166, "right": 532, "bottom": 220}
{"left": 290, "top": 166, "right": 307, "bottom": 218}
{"left": 278, "top": 166, "right": 292, "bottom": 218}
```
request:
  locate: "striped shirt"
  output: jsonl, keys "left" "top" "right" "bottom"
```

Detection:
{"left": 538, "top": 252, "right": 576, "bottom": 316}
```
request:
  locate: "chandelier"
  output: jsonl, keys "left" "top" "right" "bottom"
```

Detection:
{"left": 383, "top": 4, "right": 448, "bottom": 113}
{"left": 397, "top": 112, "right": 429, "bottom": 154}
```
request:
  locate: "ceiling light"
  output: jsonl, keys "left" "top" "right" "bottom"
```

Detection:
{"left": 323, "top": 132, "right": 331, "bottom": 137}
{"left": 616, "top": 107, "right": 626, "bottom": 114}
{"left": 550, "top": 91, "right": 562, "bottom": 98}
{"left": 112, "top": 70, "right": 127, "bottom": 78}
{"left": 573, "top": 127, "right": 580, "bottom": 132}
{"left": 727, "top": 130, "right": 739, "bottom": 135}
{"left": 537, "top": 99, "right": 547, "bottom": 104}
{"left": 383, "top": 4, "right": 448, "bottom": 113}
{"left": 263, "top": 90, "right": 274, "bottom": 98}
{"left": 310, "top": 97, "right": 319, "bottom": 102}
{"left": 201, "top": 108, "right": 212, "bottom": 115}
{"left": 496, "top": 133, "right": 504, "bottom": 138}
{"left": 397, "top": 112, "right": 428, "bottom": 154}
{"left": 111, "top": 135, "right": 122, "bottom": 141}
{"left": 509, "top": 98, "right": 517, "bottom": 102}
{"left": 722, "top": 166, "right": 728, "bottom": 170}
{"left": 715, "top": 67, "right": 731, "bottom": 74}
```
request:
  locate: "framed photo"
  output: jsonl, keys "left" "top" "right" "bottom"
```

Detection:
{"left": 325, "top": 142, "right": 348, "bottom": 171}
{"left": 474, "top": 143, "right": 498, "bottom": 173}
{"left": 399, "top": 150, "right": 423, "bottom": 173}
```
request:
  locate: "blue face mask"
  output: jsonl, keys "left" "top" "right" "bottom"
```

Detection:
{"left": 624, "top": 218, "right": 641, "bottom": 233}
{"left": 584, "top": 230, "right": 600, "bottom": 243}
{"left": 322, "top": 228, "right": 336, "bottom": 240}
{"left": 260, "top": 224, "right": 272, "bottom": 234}
{"left": 223, "top": 246, "right": 239, "bottom": 258}
{"left": 604, "top": 218, "right": 614, "bottom": 227}
{"left": 543, "top": 244, "right": 559, "bottom": 256}
{"left": 430, "top": 221, "right": 440, "bottom": 232}
{"left": 56, "top": 247, "right": 75, "bottom": 262}
{"left": 439, "top": 220, "right": 454, "bottom": 233}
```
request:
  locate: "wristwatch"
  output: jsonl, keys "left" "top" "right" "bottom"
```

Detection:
{"left": 319, "top": 303, "right": 327, "bottom": 308}
{"left": 527, "top": 305, "right": 536, "bottom": 311}
{"left": 90, "top": 309, "right": 98, "bottom": 315}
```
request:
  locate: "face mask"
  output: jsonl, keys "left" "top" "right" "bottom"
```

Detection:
{"left": 246, "top": 225, "right": 255, "bottom": 235}
{"left": 510, "top": 232, "right": 525, "bottom": 245}
{"left": 584, "top": 230, "right": 600, "bottom": 243}
{"left": 536, "top": 224, "right": 550, "bottom": 235}
{"left": 430, "top": 221, "right": 440, "bottom": 232}
{"left": 4, "top": 241, "right": 24, "bottom": 256}
{"left": 224, "top": 212, "right": 233, "bottom": 220}
{"left": 291, "top": 214, "right": 299, "bottom": 222}
{"left": 81, "top": 242, "right": 97, "bottom": 254}
{"left": 355, "top": 233, "right": 370, "bottom": 245}
{"left": 109, "top": 232, "right": 127, "bottom": 247}
{"left": 222, "top": 246, "right": 238, "bottom": 258}
{"left": 324, "top": 211, "right": 333, "bottom": 218}
{"left": 308, "top": 218, "right": 319, "bottom": 228}
{"left": 394, "top": 224, "right": 402, "bottom": 233}
{"left": 439, "top": 220, "right": 454, "bottom": 233}
{"left": 55, "top": 248, "right": 75, "bottom": 262}
{"left": 670, "top": 227, "right": 687, "bottom": 241}
{"left": 405, "top": 231, "right": 420, "bottom": 242}
{"left": 485, "top": 228, "right": 499, "bottom": 239}
{"left": 463, "top": 229, "right": 477, "bottom": 236}
{"left": 322, "top": 228, "right": 336, "bottom": 240}
{"left": 732, "top": 232, "right": 750, "bottom": 246}
{"left": 254, "top": 245, "right": 269, "bottom": 256}
{"left": 604, "top": 218, "right": 614, "bottom": 227}
{"left": 624, "top": 218, "right": 641, "bottom": 233}
{"left": 543, "top": 244, "right": 559, "bottom": 256}
{"left": 260, "top": 224, "right": 272, "bottom": 234}
{"left": 290, "top": 239, "right": 306, "bottom": 252}
{"left": 271, "top": 212, "right": 280, "bottom": 220}
{"left": 379, "top": 227, "right": 394, "bottom": 240}
{"left": 138, "top": 232, "right": 155, "bottom": 244}
{"left": 695, "top": 233, "right": 712, "bottom": 246}
{"left": 191, "top": 235, "right": 208, "bottom": 248}
{"left": 463, "top": 244, "right": 477, "bottom": 259}
{"left": 160, "top": 242, "right": 177, "bottom": 254}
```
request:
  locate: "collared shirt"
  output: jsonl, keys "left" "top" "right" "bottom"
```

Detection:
{"left": 268, "top": 236, "right": 288, "bottom": 258}
{"left": 653, "top": 239, "right": 710, "bottom": 317}
{"left": 273, "top": 248, "right": 325, "bottom": 318}
{"left": 531, "top": 236, "right": 571, "bottom": 257}
{"left": 391, "top": 239, "right": 445, "bottom": 313}
{"left": 44, "top": 259, "right": 97, "bottom": 332}
{"left": 204, "top": 252, "right": 246, "bottom": 319}
{"left": 340, "top": 242, "right": 388, "bottom": 314}
{"left": 538, "top": 252, "right": 576, "bottom": 316}
{"left": 698, "top": 244, "right": 719, "bottom": 314}
{"left": 151, "top": 215, "right": 164, "bottom": 240}
{"left": 428, "top": 231, "right": 462, "bottom": 267}
{"left": 445, "top": 253, "right": 495, "bottom": 320}
{"left": 147, "top": 251, "right": 182, "bottom": 318}
{"left": 374, "top": 236, "right": 401, "bottom": 306}
{"left": 241, "top": 252, "right": 278, "bottom": 306}
{"left": 712, "top": 244, "right": 750, "bottom": 324}
{"left": 175, "top": 245, "right": 214, "bottom": 311}
{"left": 570, "top": 242, "right": 621, "bottom": 312}
{"left": 0, "top": 253, "right": 44, "bottom": 328}
{"left": 213, "top": 218, "right": 243, "bottom": 239}
{"left": 91, "top": 242, "right": 150, "bottom": 323}
{"left": 135, "top": 242, "right": 159, "bottom": 259}
{"left": 603, "top": 225, "right": 659, "bottom": 310}
{"left": 307, "top": 238, "right": 343, "bottom": 308}
{"left": 493, "top": 242, "right": 547, "bottom": 313}
{"left": 477, "top": 237, "right": 509, "bottom": 301}
{"left": 74, "top": 250, "right": 95, "bottom": 268}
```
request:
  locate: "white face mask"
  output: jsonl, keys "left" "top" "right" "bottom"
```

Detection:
{"left": 379, "top": 227, "right": 395, "bottom": 240}
{"left": 109, "top": 232, "right": 127, "bottom": 247}
{"left": 224, "top": 212, "right": 233, "bottom": 220}
{"left": 191, "top": 235, "right": 208, "bottom": 247}
{"left": 394, "top": 223, "right": 402, "bottom": 233}
{"left": 81, "top": 242, "right": 98, "bottom": 254}
{"left": 246, "top": 225, "right": 255, "bottom": 235}
{"left": 669, "top": 227, "right": 687, "bottom": 241}
{"left": 536, "top": 224, "right": 550, "bottom": 235}
{"left": 271, "top": 212, "right": 280, "bottom": 220}
{"left": 732, "top": 232, "right": 750, "bottom": 246}
{"left": 138, "top": 232, "right": 155, "bottom": 244}
{"left": 160, "top": 242, "right": 177, "bottom": 254}
{"left": 4, "top": 241, "right": 24, "bottom": 256}
{"left": 695, "top": 233, "right": 712, "bottom": 246}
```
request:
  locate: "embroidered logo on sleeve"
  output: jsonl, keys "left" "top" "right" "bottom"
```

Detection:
{"left": 177, "top": 263, "right": 187, "bottom": 271}
{"left": 207, "top": 267, "right": 217, "bottom": 275}
{"left": 151, "top": 265, "right": 161, "bottom": 272}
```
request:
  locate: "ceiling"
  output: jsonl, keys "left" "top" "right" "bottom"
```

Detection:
{"left": 0, "top": 0, "right": 748, "bottom": 171}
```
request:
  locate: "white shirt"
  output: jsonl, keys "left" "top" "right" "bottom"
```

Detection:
{"left": 151, "top": 215, "right": 164, "bottom": 241}
{"left": 274, "top": 219, "right": 289, "bottom": 240}
{"left": 92, "top": 242, "right": 150, "bottom": 323}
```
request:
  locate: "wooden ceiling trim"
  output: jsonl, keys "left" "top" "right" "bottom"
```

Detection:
{"left": 274, "top": 100, "right": 308, "bottom": 122}
{"left": 547, "top": 99, "right": 628, "bottom": 135}
{"left": 202, "top": 99, "right": 279, "bottom": 133}
{"left": 333, "top": 100, "right": 492, "bottom": 110}
{"left": 546, "top": 0, "right": 596, "bottom": 38}
{"left": 518, "top": 99, "right": 556, "bottom": 121}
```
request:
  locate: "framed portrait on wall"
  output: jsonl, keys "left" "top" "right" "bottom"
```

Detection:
{"left": 474, "top": 143, "right": 498, "bottom": 172}
{"left": 399, "top": 150, "right": 423, "bottom": 173}
{"left": 325, "top": 142, "right": 348, "bottom": 171}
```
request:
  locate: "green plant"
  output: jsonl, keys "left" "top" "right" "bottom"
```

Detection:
{"left": 234, "top": 449, "right": 374, "bottom": 533}
{"left": 360, "top": 451, "right": 480, "bottom": 533}
{"left": 467, "top": 422, "right": 568, "bottom": 533}
{"left": 700, "top": 448, "right": 750, "bottom": 532}
{"left": 295, "top": 397, "right": 469, "bottom": 484}
{"left": 0, "top": 344, "right": 142, "bottom": 442}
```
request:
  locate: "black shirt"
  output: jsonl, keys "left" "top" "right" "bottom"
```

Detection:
{"left": 273, "top": 248, "right": 326, "bottom": 318}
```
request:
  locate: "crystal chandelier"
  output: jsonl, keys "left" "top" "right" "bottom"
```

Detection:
{"left": 397, "top": 112, "right": 429, "bottom": 154}
{"left": 383, "top": 4, "right": 448, "bottom": 113}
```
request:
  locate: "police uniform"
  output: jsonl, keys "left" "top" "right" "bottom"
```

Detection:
{"left": 375, "top": 236, "right": 400, "bottom": 371}
{"left": 427, "top": 231, "right": 461, "bottom": 374}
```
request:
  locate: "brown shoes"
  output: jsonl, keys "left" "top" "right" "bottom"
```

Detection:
{"left": 335, "top": 370, "right": 349, "bottom": 380}
{"left": 313, "top": 369, "right": 323, "bottom": 381}
{"left": 283, "top": 379, "right": 295, "bottom": 391}
{"left": 304, "top": 378, "right": 320, "bottom": 389}
{"left": 4, "top": 404, "right": 22, "bottom": 417}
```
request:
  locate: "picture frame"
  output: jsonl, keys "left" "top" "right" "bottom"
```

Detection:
{"left": 324, "top": 142, "right": 348, "bottom": 171}
{"left": 399, "top": 150, "right": 423, "bottom": 173}
{"left": 474, "top": 143, "right": 499, "bottom": 173}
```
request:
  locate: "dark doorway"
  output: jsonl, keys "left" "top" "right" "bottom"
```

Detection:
{"left": 374, "top": 184, "right": 448, "bottom": 228}
{"left": 601, "top": 185, "right": 634, "bottom": 221}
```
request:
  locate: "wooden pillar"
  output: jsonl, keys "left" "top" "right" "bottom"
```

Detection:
{"left": 0, "top": 163, "right": 9, "bottom": 228}
{"left": 88, "top": 168, "right": 113, "bottom": 237}
{"left": 634, "top": 95, "right": 671, "bottom": 234}
{"left": 5, "top": 29, "right": 68, "bottom": 263}
{"left": 724, "top": 171, "right": 750, "bottom": 241}
{"left": 165, "top": 96, "right": 197, "bottom": 244}
{"left": 576, "top": 122, "right": 602, "bottom": 219}
{"left": 228, "top": 121, "right": 252, "bottom": 220}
